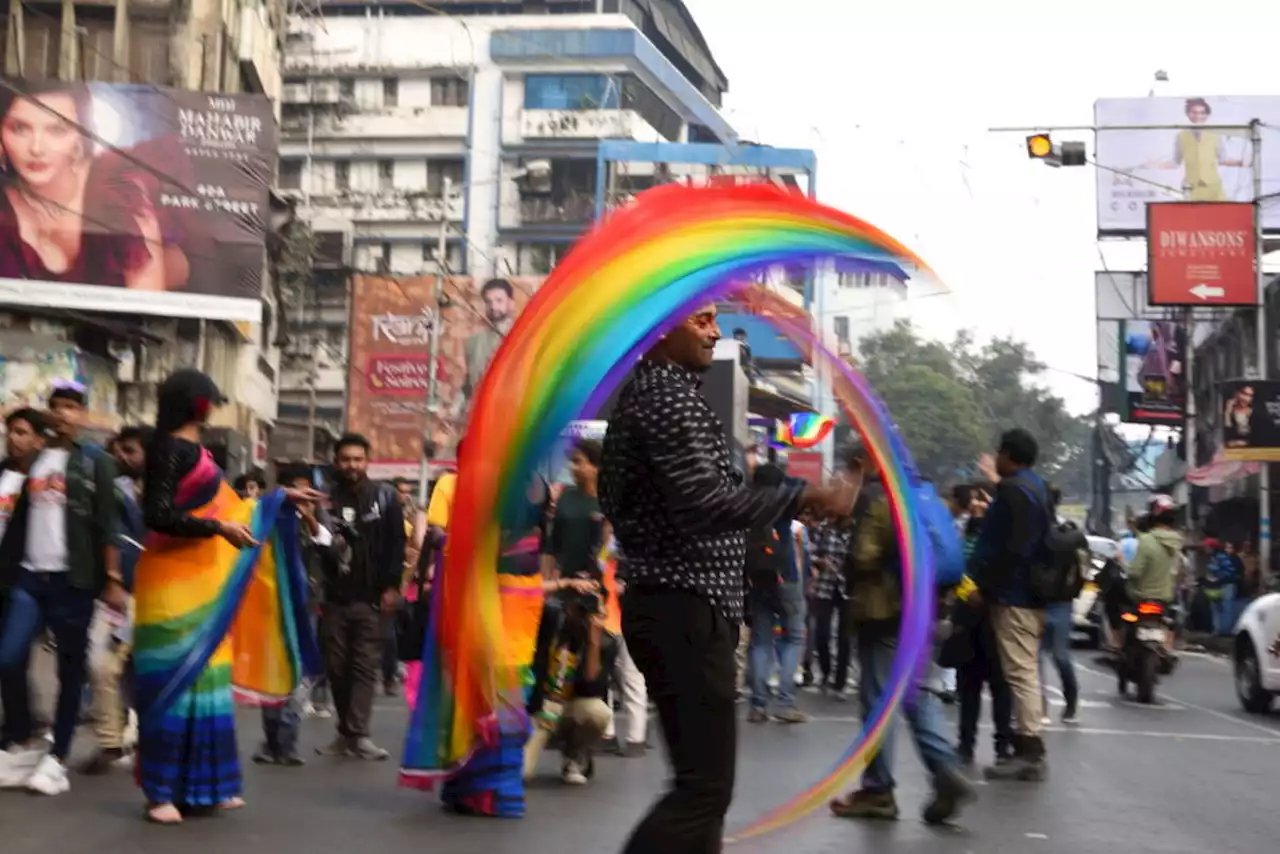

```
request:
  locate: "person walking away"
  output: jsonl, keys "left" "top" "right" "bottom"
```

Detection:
{"left": 1038, "top": 486, "right": 1083, "bottom": 727}
{"left": 831, "top": 448, "right": 973, "bottom": 824}
{"left": 81, "top": 425, "right": 151, "bottom": 774}
{"left": 1206, "top": 540, "right": 1239, "bottom": 637}
{"left": 746, "top": 464, "right": 811, "bottom": 724}
{"left": 254, "top": 463, "right": 336, "bottom": 766}
{"left": 952, "top": 488, "right": 1014, "bottom": 765}
{"left": 969, "top": 429, "right": 1052, "bottom": 783}
{"left": 317, "top": 433, "right": 405, "bottom": 760}
{"left": 809, "top": 515, "right": 854, "bottom": 698}
{"left": 600, "top": 303, "right": 855, "bottom": 854}
{"left": 1124, "top": 497, "right": 1180, "bottom": 653}
{"left": 0, "top": 409, "right": 44, "bottom": 758}
{"left": 0, "top": 384, "right": 120, "bottom": 796}
{"left": 133, "top": 370, "right": 321, "bottom": 824}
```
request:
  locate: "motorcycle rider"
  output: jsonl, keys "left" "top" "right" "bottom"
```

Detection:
{"left": 1125, "top": 496, "right": 1180, "bottom": 655}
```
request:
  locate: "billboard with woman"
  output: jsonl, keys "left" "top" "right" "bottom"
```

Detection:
{"left": 0, "top": 78, "right": 275, "bottom": 321}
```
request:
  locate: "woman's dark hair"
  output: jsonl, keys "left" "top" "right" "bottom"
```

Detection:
{"left": 0, "top": 82, "right": 92, "bottom": 163}
{"left": 277, "top": 462, "right": 312, "bottom": 486}
{"left": 154, "top": 369, "right": 226, "bottom": 435}
{"left": 573, "top": 438, "right": 603, "bottom": 468}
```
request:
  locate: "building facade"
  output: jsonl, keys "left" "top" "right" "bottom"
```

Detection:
{"left": 0, "top": 0, "right": 285, "bottom": 475}
{"left": 275, "top": 0, "right": 818, "bottom": 463}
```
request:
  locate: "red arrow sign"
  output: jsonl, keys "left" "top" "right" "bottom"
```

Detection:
{"left": 1148, "top": 202, "right": 1256, "bottom": 306}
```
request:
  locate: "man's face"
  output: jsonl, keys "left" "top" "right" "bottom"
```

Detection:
{"left": 244, "top": 480, "right": 261, "bottom": 499}
{"left": 1187, "top": 104, "right": 1209, "bottom": 124}
{"left": 5, "top": 417, "right": 43, "bottom": 461}
{"left": 48, "top": 397, "right": 85, "bottom": 439}
{"left": 656, "top": 305, "right": 720, "bottom": 372}
{"left": 568, "top": 449, "right": 597, "bottom": 488}
{"left": 286, "top": 476, "right": 313, "bottom": 511}
{"left": 336, "top": 443, "right": 368, "bottom": 482}
{"left": 397, "top": 481, "right": 414, "bottom": 507}
{"left": 995, "top": 449, "right": 1016, "bottom": 479}
{"left": 114, "top": 438, "right": 145, "bottom": 478}
{"left": 483, "top": 286, "right": 514, "bottom": 325}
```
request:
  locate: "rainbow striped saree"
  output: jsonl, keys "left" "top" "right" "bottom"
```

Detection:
{"left": 133, "top": 448, "right": 320, "bottom": 806}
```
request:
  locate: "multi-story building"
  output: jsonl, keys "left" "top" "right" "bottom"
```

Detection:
{"left": 275, "top": 0, "right": 818, "bottom": 461}
{"left": 0, "top": 0, "right": 285, "bottom": 476}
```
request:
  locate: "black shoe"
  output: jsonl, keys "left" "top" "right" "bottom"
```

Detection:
{"left": 923, "top": 768, "right": 976, "bottom": 824}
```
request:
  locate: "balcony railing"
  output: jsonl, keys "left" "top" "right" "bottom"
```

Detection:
{"left": 519, "top": 194, "right": 596, "bottom": 226}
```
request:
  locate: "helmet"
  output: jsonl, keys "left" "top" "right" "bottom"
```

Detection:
{"left": 1149, "top": 494, "right": 1176, "bottom": 515}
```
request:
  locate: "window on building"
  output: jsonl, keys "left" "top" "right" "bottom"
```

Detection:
{"left": 378, "top": 159, "right": 395, "bottom": 191}
{"left": 427, "top": 158, "right": 466, "bottom": 196}
{"left": 279, "top": 159, "right": 303, "bottom": 190}
{"left": 334, "top": 160, "right": 350, "bottom": 191}
{"left": 517, "top": 243, "right": 561, "bottom": 277}
{"left": 834, "top": 316, "right": 850, "bottom": 343}
{"left": 431, "top": 77, "right": 470, "bottom": 107}
{"left": 376, "top": 243, "right": 392, "bottom": 274}
{"left": 339, "top": 77, "right": 355, "bottom": 99}
{"left": 524, "top": 74, "right": 621, "bottom": 110}
{"left": 422, "top": 241, "right": 463, "bottom": 273}
{"left": 314, "top": 231, "right": 345, "bottom": 267}
{"left": 383, "top": 77, "right": 399, "bottom": 107}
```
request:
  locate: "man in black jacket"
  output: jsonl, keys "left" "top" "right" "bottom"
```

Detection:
{"left": 316, "top": 434, "right": 405, "bottom": 761}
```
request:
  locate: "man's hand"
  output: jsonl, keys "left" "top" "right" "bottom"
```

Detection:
{"left": 803, "top": 472, "right": 861, "bottom": 519}
{"left": 381, "top": 587, "right": 401, "bottom": 615}
{"left": 102, "top": 578, "right": 128, "bottom": 613}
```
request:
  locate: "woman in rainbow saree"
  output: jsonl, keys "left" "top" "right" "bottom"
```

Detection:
{"left": 134, "top": 370, "right": 320, "bottom": 824}
{"left": 399, "top": 476, "right": 548, "bottom": 818}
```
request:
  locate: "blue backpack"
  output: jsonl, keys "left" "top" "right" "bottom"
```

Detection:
{"left": 913, "top": 481, "right": 966, "bottom": 589}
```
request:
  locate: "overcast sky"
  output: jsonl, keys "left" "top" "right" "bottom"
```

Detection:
{"left": 683, "top": 0, "right": 1280, "bottom": 413}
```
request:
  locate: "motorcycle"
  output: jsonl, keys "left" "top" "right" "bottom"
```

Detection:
{"left": 1116, "top": 599, "right": 1176, "bottom": 704}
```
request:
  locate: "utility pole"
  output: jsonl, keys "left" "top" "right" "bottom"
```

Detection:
{"left": 418, "top": 175, "right": 451, "bottom": 506}
{"left": 1252, "top": 119, "right": 1270, "bottom": 573}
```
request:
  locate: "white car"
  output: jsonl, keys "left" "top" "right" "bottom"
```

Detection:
{"left": 1233, "top": 592, "right": 1280, "bottom": 714}
{"left": 1071, "top": 535, "right": 1118, "bottom": 646}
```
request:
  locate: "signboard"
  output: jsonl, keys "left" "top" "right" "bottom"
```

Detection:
{"left": 1221, "top": 379, "right": 1280, "bottom": 461}
{"left": 1147, "top": 202, "right": 1256, "bottom": 305}
{"left": 1122, "top": 319, "right": 1185, "bottom": 424}
{"left": 346, "top": 274, "right": 543, "bottom": 480}
{"left": 1095, "top": 96, "right": 1280, "bottom": 234}
{"left": 0, "top": 79, "right": 275, "bottom": 321}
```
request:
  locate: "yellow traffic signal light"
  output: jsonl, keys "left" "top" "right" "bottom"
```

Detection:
{"left": 1026, "top": 134, "right": 1054, "bottom": 159}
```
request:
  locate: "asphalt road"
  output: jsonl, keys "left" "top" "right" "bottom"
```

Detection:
{"left": 2, "top": 649, "right": 1278, "bottom": 854}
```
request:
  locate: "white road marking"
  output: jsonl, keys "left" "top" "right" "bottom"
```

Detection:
{"left": 1025, "top": 833, "right": 1049, "bottom": 840}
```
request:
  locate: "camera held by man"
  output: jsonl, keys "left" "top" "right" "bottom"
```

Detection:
{"left": 523, "top": 581, "right": 618, "bottom": 786}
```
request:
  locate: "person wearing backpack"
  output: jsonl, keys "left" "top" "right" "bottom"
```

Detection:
{"left": 745, "top": 464, "right": 811, "bottom": 724}
{"left": 830, "top": 448, "right": 974, "bottom": 825}
{"left": 1037, "top": 486, "right": 1084, "bottom": 728}
{"left": 967, "top": 428, "right": 1055, "bottom": 783}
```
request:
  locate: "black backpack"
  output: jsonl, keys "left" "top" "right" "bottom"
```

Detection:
{"left": 1020, "top": 480, "right": 1089, "bottom": 604}
{"left": 745, "top": 524, "right": 788, "bottom": 593}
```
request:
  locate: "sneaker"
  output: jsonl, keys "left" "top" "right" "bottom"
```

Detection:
{"left": 830, "top": 689, "right": 849, "bottom": 703}
{"left": 384, "top": 680, "right": 400, "bottom": 698}
{"left": 0, "top": 742, "right": 48, "bottom": 788}
{"left": 599, "top": 736, "right": 620, "bottom": 754}
{"left": 830, "top": 788, "right": 899, "bottom": 820}
{"left": 352, "top": 737, "right": 390, "bottom": 761}
{"left": 747, "top": 708, "right": 769, "bottom": 723}
{"left": 561, "top": 761, "right": 588, "bottom": 785}
{"left": 26, "top": 755, "right": 70, "bottom": 796}
{"left": 315, "top": 735, "right": 353, "bottom": 757}
{"left": 772, "top": 708, "right": 811, "bottom": 724}
{"left": 252, "top": 748, "right": 279, "bottom": 765}
{"left": 923, "top": 768, "right": 976, "bottom": 825}
{"left": 1062, "top": 704, "right": 1080, "bottom": 726}
{"left": 277, "top": 753, "right": 306, "bottom": 767}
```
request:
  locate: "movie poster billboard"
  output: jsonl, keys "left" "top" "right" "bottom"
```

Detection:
{"left": 0, "top": 78, "right": 275, "bottom": 321}
{"left": 346, "top": 274, "right": 543, "bottom": 480}
{"left": 1221, "top": 380, "right": 1280, "bottom": 462}
{"left": 1094, "top": 96, "right": 1280, "bottom": 234}
{"left": 1121, "top": 319, "right": 1186, "bottom": 424}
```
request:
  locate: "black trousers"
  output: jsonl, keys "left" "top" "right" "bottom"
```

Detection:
{"left": 621, "top": 588, "right": 739, "bottom": 854}
{"left": 810, "top": 597, "right": 852, "bottom": 690}
{"left": 956, "top": 618, "right": 1014, "bottom": 758}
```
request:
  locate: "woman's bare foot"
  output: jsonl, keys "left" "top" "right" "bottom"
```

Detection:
{"left": 146, "top": 803, "right": 183, "bottom": 825}
{"left": 218, "top": 796, "right": 245, "bottom": 811}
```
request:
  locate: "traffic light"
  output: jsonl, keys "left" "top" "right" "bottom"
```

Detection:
{"left": 1025, "top": 134, "right": 1087, "bottom": 167}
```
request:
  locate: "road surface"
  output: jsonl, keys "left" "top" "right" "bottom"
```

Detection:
{"left": 2, "top": 650, "right": 1277, "bottom": 854}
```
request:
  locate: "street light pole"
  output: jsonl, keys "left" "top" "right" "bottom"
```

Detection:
{"left": 418, "top": 175, "right": 451, "bottom": 506}
{"left": 1252, "top": 120, "right": 1270, "bottom": 573}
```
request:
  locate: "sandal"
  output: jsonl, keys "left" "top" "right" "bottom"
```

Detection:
{"left": 218, "top": 796, "right": 246, "bottom": 811}
{"left": 146, "top": 803, "right": 183, "bottom": 825}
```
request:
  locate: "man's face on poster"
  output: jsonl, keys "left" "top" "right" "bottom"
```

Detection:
{"left": 483, "top": 285, "right": 514, "bottom": 325}
{"left": 1187, "top": 103, "right": 1209, "bottom": 125}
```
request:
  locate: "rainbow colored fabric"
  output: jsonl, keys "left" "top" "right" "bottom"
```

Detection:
{"left": 772, "top": 412, "right": 836, "bottom": 449}
{"left": 428, "top": 182, "right": 943, "bottom": 840}
{"left": 134, "top": 449, "right": 320, "bottom": 804}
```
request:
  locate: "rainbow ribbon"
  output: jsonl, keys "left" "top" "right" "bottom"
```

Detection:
{"left": 444, "top": 182, "right": 939, "bottom": 841}
{"left": 772, "top": 412, "right": 836, "bottom": 450}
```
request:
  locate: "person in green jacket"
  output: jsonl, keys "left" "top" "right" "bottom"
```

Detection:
{"left": 1126, "top": 495, "right": 1181, "bottom": 605}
